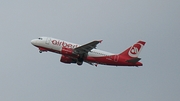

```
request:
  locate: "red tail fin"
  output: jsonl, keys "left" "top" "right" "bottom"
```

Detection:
{"left": 119, "top": 41, "right": 146, "bottom": 58}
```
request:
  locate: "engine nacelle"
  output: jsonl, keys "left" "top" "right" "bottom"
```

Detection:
{"left": 61, "top": 47, "right": 74, "bottom": 56}
{"left": 60, "top": 55, "right": 76, "bottom": 64}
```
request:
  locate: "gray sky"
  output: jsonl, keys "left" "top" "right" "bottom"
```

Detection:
{"left": 0, "top": 0, "right": 180, "bottom": 101}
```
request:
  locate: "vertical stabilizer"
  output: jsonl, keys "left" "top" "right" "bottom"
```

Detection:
{"left": 119, "top": 41, "right": 146, "bottom": 58}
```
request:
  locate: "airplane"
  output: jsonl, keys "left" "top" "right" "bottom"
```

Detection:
{"left": 31, "top": 37, "right": 146, "bottom": 67}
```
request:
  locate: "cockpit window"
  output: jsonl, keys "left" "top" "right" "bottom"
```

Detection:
{"left": 38, "top": 38, "right": 43, "bottom": 40}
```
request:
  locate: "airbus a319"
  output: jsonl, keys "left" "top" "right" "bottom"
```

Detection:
{"left": 31, "top": 37, "right": 146, "bottom": 67}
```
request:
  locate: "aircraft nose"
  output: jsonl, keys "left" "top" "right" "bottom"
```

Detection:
{"left": 31, "top": 39, "right": 37, "bottom": 45}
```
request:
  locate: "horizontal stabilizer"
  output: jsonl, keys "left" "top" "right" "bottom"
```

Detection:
{"left": 126, "top": 58, "right": 141, "bottom": 64}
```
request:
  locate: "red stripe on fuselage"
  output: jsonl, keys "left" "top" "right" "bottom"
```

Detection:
{"left": 85, "top": 56, "right": 142, "bottom": 66}
{"left": 35, "top": 45, "right": 61, "bottom": 54}
{"left": 35, "top": 46, "right": 142, "bottom": 66}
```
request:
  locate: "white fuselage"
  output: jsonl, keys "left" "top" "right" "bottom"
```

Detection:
{"left": 31, "top": 37, "right": 114, "bottom": 57}
{"left": 31, "top": 37, "right": 145, "bottom": 66}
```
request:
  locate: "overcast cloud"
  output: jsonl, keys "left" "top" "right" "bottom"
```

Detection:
{"left": 0, "top": 0, "right": 180, "bottom": 101}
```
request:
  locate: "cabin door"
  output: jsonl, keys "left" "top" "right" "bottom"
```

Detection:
{"left": 114, "top": 55, "right": 119, "bottom": 62}
{"left": 46, "top": 37, "right": 51, "bottom": 44}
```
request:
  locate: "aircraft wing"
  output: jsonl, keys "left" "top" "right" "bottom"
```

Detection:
{"left": 74, "top": 40, "right": 102, "bottom": 54}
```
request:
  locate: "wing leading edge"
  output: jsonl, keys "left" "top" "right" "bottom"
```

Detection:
{"left": 74, "top": 40, "right": 102, "bottom": 54}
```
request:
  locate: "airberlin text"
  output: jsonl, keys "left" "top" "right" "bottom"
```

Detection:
{"left": 52, "top": 40, "right": 78, "bottom": 49}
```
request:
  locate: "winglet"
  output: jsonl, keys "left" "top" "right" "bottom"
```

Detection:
{"left": 99, "top": 40, "right": 103, "bottom": 43}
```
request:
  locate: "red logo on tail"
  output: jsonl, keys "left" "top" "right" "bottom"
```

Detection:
{"left": 128, "top": 43, "right": 143, "bottom": 57}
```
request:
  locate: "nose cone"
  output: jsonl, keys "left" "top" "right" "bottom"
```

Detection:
{"left": 31, "top": 39, "right": 37, "bottom": 45}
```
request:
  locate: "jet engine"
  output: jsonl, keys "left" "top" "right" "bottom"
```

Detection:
{"left": 60, "top": 55, "right": 76, "bottom": 64}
